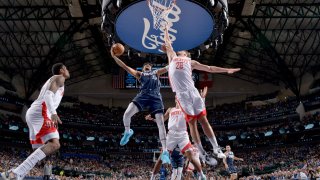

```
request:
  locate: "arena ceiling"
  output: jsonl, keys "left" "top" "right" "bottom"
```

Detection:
{"left": 0, "top": 0, "right": 319, "bottom": 99}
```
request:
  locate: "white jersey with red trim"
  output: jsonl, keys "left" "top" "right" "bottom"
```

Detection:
{"left": 168, "top": 56, "right": 194, "bottom": 92}
{"left": 168, "top": 107, "right": 187, "bottom": 132}
{"left": 30, "top": 76, "right": 64, "bottom": 117}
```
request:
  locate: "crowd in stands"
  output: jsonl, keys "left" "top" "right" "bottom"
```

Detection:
{"left": 0, "top": 92, "right": 319, "bottom": 179}
{"left": 1, "top": 108, "right": 319, "bottom": 152}
{"left": 58, "top": 98, "right": 300, "bottom": 127}
{"left": 1, "top": 111, "right": 319, "bottom": 155}
{"left": 1, "top": 92, "right": 319, "bottom": 128}
{"left": 0, "top": 144, "right": 319, "bottom": 179}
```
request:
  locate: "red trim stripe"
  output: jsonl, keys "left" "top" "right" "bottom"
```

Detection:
{"left": 181, "top": 142, "right": 192, "bottom": 154}
{"left": 30, "top": 138, "right": 43, "bottom": 145}
{"left": 35, "top": 103, "right": 57, "bottom": 141}
{"left": 176, "top": 97, "right": 207, "bottom": 122}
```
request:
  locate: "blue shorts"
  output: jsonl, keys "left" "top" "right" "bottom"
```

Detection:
{"left": 132, "top": 91, "right": 164, "bottom": 116}
{"left": 228, "top": 166, "right": 237, "bottom": 174}
{"left": 171, "top": 154, "right": 184, "bottom": 169}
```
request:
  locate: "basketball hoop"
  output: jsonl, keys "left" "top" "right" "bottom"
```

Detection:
{"left": 147, "top": 0, "right": 175, "bottom": 30}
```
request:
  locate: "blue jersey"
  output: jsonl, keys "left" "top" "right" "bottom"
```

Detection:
{"left": 132, "top": 69, "right": 164, "bottom": 115}
{"left": 139, "top": 70, "right": 161, "bottom": 93}
{"left": 226, "top": 151, "right": 234, "bottom": 166}
{"left": 226, "top": 151, "right": 237, "bottom": 173}
{"left": 160, "top": 165, "right": 167, "bottom": 180}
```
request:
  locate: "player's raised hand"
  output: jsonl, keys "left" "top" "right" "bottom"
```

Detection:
{"left": 161, "top": 44, "right": 167, "bottom": 52}
{"left": 145, "top": 114, "right": 155, "bottom": 121}
{"left": 227, "top": 68, "right": 241, "bottom": 74}
{"left": 45, "top": 119, "right": 54, "bottom": 128}
{"left": 200, "top": 86, "right": 208, "bottom": 98}
{"left": 110, "top": 45, "right": 116, "bottom": 58}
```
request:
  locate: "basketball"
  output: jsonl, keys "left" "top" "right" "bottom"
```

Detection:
{"left": 112, "top": 43, "right": 125, "bottom": 56}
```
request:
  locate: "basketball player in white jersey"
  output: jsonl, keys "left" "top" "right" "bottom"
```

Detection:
{"left": 163, "top": 26, "right": 240, "bottom": 160}
{"left": 147, "top": 88, "right": 211, "bottom": 180}
{"left": 0, "top": 63, "right": 69, "bottom": 180}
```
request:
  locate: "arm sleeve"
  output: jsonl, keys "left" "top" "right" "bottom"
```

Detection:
{"left": 44, "top": 90, "right": 57, "bottom": 115}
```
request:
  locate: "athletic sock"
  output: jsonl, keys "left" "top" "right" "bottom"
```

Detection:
{"left": 150, "top": 173, "right": 158, "bottom": 180}
{"left": 155, "top": 113, "right": 167, "bottom": 150}
{"left": 208, "top": 136, "right": 219, "bottom": 149}
{"left": 177, "top": 167, "right": 183, "bottom": 180}
{"left": 195, "top": 142, "right": 206, "bottom": 155}
{"left": 171, "top": 169, "right": 177, "bottom": 180}
{"left": 13, "top": 148, "right": 46, "bottom": 178}
{"left": 123, "top": 103, "right": 139, "bottom": 132}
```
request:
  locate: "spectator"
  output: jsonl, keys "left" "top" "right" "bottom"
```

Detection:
{"left": 43, "top": 161, "right": 52, "bottom": 180}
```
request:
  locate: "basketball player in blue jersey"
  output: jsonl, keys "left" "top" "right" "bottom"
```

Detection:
{"left": 223, "top": 145, "right": 244, "bottom": 180}
{"left": 110, "top": 45, "right": 170, "bottom": 163}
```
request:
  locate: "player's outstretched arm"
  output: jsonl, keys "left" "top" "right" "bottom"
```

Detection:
{"left": 156, "top": 66, "right": 168, "bottom": 76}
{"left": 163, "top": 107, "right": 172, "bottom": 121}
{"left": 110, "top": 46, "right": 141, "bottom": 79}
{"left": 234, "top": 156, "right": 244, "bottom": 161}
{"left": 223, "top": 153, "right": 228, "bottom": 169}
{"left": 145, "top": 107, "right": 171, "bottom": 122}
{"left": 45, "top": 76, "right": 64, "bottom": 126}
{"left": 163, "top": 25, "right": 176, "bottom": 62}
{"left": 191, "top": 60, "right": 240, "bottom": 74}
{"left": 200, "top": 86, "right": 208, "bottom": 99}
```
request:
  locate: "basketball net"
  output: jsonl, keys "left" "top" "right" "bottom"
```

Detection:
{"left": 147, "top": 0, "right": 175, "bottom": 30}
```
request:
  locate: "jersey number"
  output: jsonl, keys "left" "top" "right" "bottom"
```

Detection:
{"left": 176, "top": 62, "right": 184, "bottom": 69}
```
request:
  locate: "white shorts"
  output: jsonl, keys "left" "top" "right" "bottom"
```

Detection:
{"left": 176, "top": 88, "right": 206, "bottom": 122}
{"left": 166, "top": 130, "right": 192, "bottom": 154}
{"left": 187, "top": 147, "right": 200, "bottom": 171}
{"left": 26, "top": 104, "right": 60, "bottom": 149}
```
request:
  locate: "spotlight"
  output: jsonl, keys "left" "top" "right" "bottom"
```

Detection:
{"left": 213, "top": 39, "right": 219, "bottom": 50}
{"left": 209, "top": 0, "right": 215, "bottom": 6}
{"left": 112, "top": 0, "right": 122, "bottom": 9}
{"left": 200, "top": 43, "right": 212, "bottom": 50}
{"left": 221, "top": 9, "right": 229, "bottom": 28}
{"left": 218, "top": 33, "right": 224, "bottom": 44}
{"left": 197, "top": 49, "right": 201, "bottom": 58}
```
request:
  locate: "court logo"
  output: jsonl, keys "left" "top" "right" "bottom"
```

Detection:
{"left": 115, "top": 0, "right": 214, "bottom": 54}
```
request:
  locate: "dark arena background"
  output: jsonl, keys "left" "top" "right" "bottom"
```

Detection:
{"left": 0, "top": 0, "right": 320, "bottom": 179}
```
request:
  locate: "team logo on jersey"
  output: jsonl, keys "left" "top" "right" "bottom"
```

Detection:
{"left": 115, "top": 0, "right": 214, "bottom": 54}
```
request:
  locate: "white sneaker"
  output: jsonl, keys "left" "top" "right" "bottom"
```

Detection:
{"left": 205, "top": 154, "right": 218, "bottom": 166}
{"left": 213, "top": 148, "right": 226, "bottom": 159}
{"left": 198, "top": 173, "right": 207, "bottom": 180}
{"left": 200, "top": 152, "right": 218, "bottom": 166}
{"left": 199, "top": 152, "right": 206, "bottom": 164}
